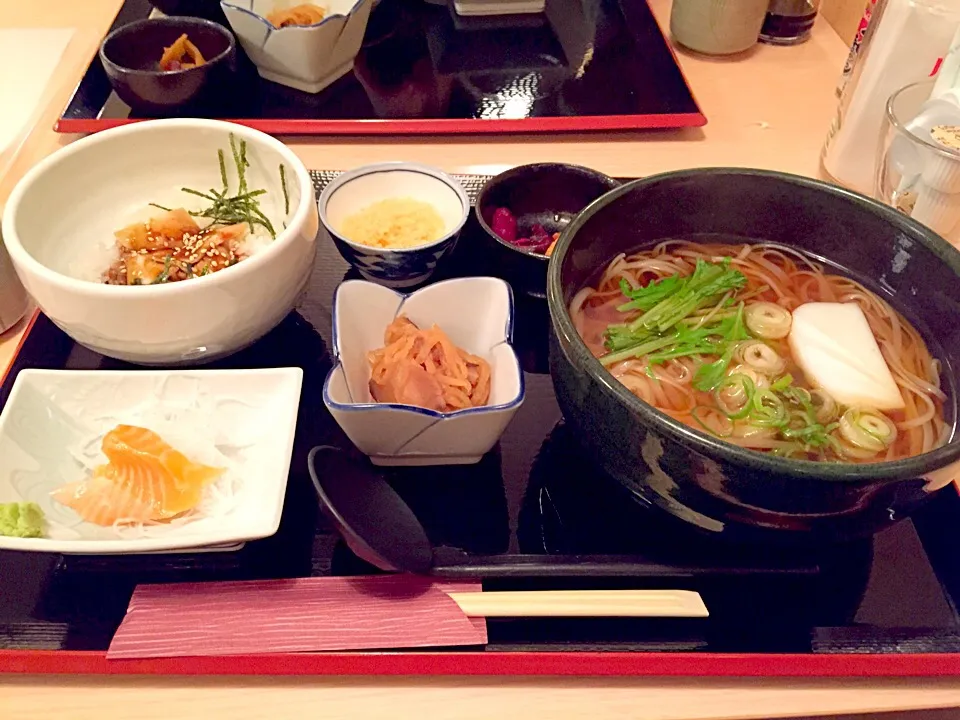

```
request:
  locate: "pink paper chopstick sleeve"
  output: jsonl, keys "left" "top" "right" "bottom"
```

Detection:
{"left": 107, "top": 575, "right": 486, "bottom": 659}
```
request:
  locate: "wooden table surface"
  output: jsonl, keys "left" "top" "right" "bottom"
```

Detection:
{"left": 3, "top": 1, "right": 960, "bottom": 718}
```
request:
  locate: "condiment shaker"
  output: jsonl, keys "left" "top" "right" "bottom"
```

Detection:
{"left": 670, "top": 0, "right": 769, "bottom": 55}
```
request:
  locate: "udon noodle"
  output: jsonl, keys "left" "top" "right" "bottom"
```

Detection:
{"left": 569, "top": 240, "right": 949, "bottom": 462}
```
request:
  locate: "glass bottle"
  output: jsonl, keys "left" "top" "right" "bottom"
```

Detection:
{"left": 759, "top": 0, "right": 822, "bottom": 45}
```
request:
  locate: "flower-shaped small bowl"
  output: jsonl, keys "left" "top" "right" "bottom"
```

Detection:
{"left": 319, "top": 162, "right": 470, "bottom": 288}
{"left": 323, "top": 277, "right": 524, "bottom": 466}
{"left": 221, "top": 0, "right": 375, "bottom": 94}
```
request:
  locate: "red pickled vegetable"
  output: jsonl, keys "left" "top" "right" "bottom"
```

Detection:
{"left": 491, "top": 207, "right": 517, "bottom": 243}
{"left": 530, "top": 224, "right": 550, "bottom": 242}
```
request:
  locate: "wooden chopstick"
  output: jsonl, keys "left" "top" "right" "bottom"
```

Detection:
{"left": 446, "top": 589, "right": 708, "bottom": 618}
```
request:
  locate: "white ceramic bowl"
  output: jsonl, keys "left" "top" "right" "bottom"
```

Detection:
{"left": 324, "top": 277, "right": 524, "bottom": 465}
{"left": 1, "top": 118, "right": 319, "bottom": 365}
{"left": 221, "top": 0, "right": 375, "bottom": 94}
{"left": 0, "top": 368, "right": 302, "bottom": 554}
{"left": 319, "top": 162, "right": 470, "bottom": 287}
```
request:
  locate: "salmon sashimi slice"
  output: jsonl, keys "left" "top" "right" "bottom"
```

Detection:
{"left": 52, "top": 425, "right": 224, "bottom": 527}
{"left": 51, "top": 473, "right": 156, "bottom": 527}
{"left": 100, "top": 425, "right": 224, "bottom": 518}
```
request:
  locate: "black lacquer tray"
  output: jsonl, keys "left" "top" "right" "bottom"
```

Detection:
{"left": 3, "top": 172, "right": 960, "bottom": 678}
{"left": 56, "top": 0, "right": 705, "bottom": 135}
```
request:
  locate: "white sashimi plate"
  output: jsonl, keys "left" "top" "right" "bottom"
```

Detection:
{"left": 0, "top": 368, "right": 302, "bottom": 554}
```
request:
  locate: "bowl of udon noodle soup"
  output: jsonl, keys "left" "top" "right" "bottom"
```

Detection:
{"left": 547, "top": 168, "right": 960, "bottom": 542}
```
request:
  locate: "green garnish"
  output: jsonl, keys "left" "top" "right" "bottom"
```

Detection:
{"left": 601, "top": 260, "right": 748, "bottom": 370}
{"left": 0, "top": 502, "right": 44, "bottom": 538}
{"left": 623, "top": 259, "right": 747, "bottom": 334}
{"left": 598, "top": 259, "right": 854, "bottom": 459}
{"left": 154, "top": 256, "right": 172, "bottom": 284}
{"left": 692, "top": 337, "right": 737, "bottom": 392}
{"left": 600, "top": 261, "right": 749, "bottom": 381}
{"left": 770, "top": 373, "right": 794, "bottom": 392}
{"left": 617, "top": 274, "right": 684, "bottom": 313}
{"left": 179, "top": 134, "right": 276, "bottom": 238}
{"left": 714, "top": 373, "right": 755, "bottom": 420}
{"left": 750, "top": 390, "right": 787, "bottom": 427}
{"left": 280, "top": 163, "right": 290, "bottom": 216}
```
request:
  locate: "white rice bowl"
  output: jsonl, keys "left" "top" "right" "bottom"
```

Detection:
{"left": 61, "top": 137, "right": 293, "bottom": 282}
{"left": 1, "top": 118, "right": 319, "bottom": 364}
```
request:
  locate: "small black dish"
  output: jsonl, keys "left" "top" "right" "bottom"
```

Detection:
{"left": 475, "top": 163, "right": 619, "bottom": 299}
{"left": 99, "top": 17, "right": 236, "bottom": 116}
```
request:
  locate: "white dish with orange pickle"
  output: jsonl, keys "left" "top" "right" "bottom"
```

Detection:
{"left": 324, "top": 277, "right": 524, "bottom": 466}
{"left": 221, "top": 0, "right": 375, "bottom": 93}
{"left": 0, "top": 368, "right": 302, "bottom": 554}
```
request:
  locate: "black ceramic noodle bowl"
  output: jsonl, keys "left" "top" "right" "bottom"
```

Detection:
{"left": 475, "top": 163, "right": 620, "bottom": 298}
{"left": 99, "top": 17, "right": 236, "bottom": 115}
{"left": 547, "top": 169, "right": 960, "bottom": 543}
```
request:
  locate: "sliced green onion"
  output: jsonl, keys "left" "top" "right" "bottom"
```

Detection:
{"left": 810, "top": 388, "right": 838, "bottom": 423}
{"left": 715, "top": 373, "right": 756, "bottom": 420}
{"left": 770, "top": 373, "right": 793, "bottom": 392}
{"left": 736, "top": 340, "right": 786, "bottom": 374}
{"left": 744, "top": 302, "right": 792, "bottom": 339}
{"left": 750, "top": 389, "right": 787, "bottom": 427}
{"left": 726, "top": 364, "right": 770, "bottom": 390}
{"left": 839, "top": 408, "right": 897, "bottom": 453}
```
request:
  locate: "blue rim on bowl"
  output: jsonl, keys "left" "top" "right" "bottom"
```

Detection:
{"left": 322, "top": 277, "right": 524, "bottom": 419}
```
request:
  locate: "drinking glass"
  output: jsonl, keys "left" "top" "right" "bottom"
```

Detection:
{"left": 876, "top": 79, "right": 960, "bottom": 248}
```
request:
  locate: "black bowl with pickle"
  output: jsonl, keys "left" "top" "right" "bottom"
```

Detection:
{"left": 475, "top": 163, "right": 619, "bottom": 298}
{"left": 100, "top": 17, "right": 236, "bottom": 116}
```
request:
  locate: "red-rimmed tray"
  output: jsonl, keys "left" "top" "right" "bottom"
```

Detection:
{"left": 55, "top": 0, "right": 705, "bottom": 136}
{"left": 3, "top": 171, "right": 960, "bottom": 678}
